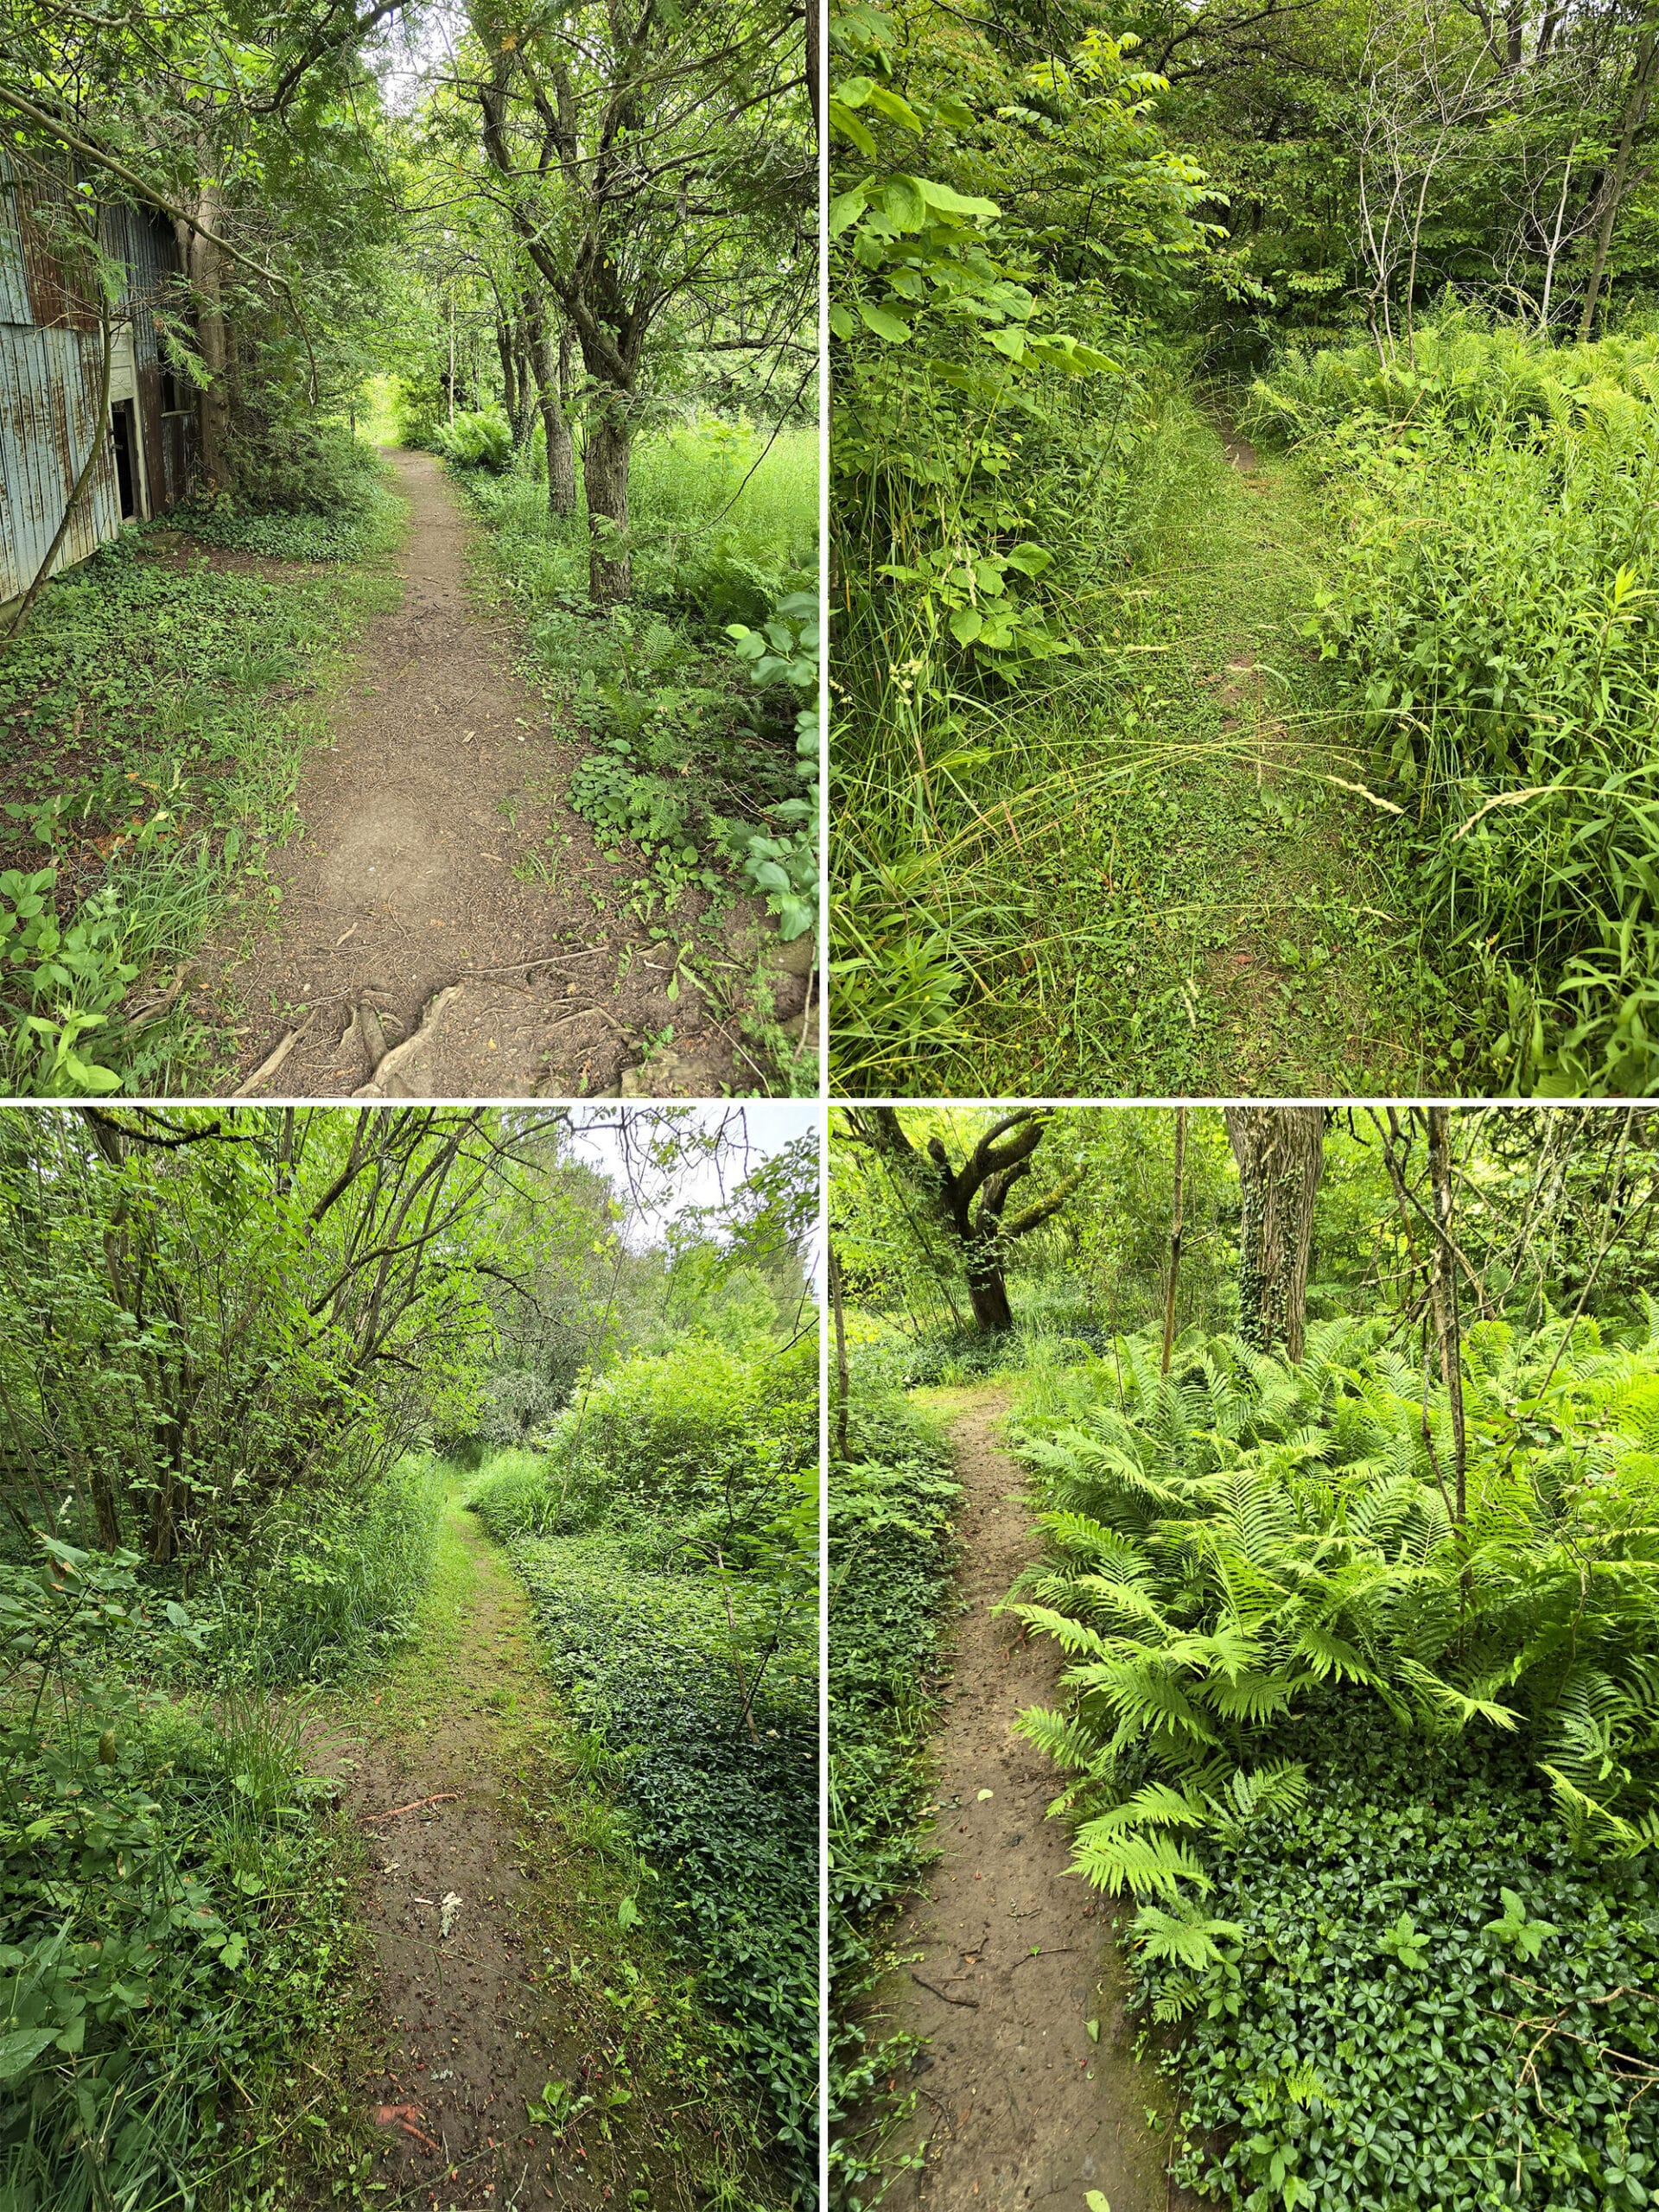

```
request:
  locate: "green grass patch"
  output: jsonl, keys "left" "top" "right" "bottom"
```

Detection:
{"left": 0, "top": 461, "right": 401, "bottom": 1095}
{"left": 446, "top": 419, "right": 819, "bottom": 1080}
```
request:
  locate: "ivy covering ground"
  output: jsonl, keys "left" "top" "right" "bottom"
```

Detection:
{"left": 470, "top": 1336, "right": 819, "bottom": 2201}
{"left": 0, "top": 465, "right": 397, "bottom": 1095}
{"left": 827, "top": 1385, "right": 960, "bottom": 2207}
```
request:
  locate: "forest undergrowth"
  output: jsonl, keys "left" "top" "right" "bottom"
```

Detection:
{"left": 1005, "top": 1312, "right": 1659, "bottom": 2210}
{"left": 830, "top": 0, "right": 1659, "bottom": 1098}
{"left": 840, "top": 390, "right": 1469, "bottom": 1097}
{"left": 0, "top": 1104, "right": 818, "bottom": 2212}
{"left": 0, "top": 442, "right": 401, "bottom": 1098}
{"left": 830, "top": 1103, "right": 1659, "bottom": 2208}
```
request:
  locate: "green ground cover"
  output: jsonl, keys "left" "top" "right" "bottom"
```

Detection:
{"left": 0, "top": 454, "right": 400, "bottom": 1096}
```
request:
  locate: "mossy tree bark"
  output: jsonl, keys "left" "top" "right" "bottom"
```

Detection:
{"left": 1224, "top": 1106, "right": 1327, "bottom": 1362}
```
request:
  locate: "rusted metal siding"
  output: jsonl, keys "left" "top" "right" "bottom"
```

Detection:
{"left": 0, "top": 157, "right": 192, "bottom": 598}
{"left": 0, "top": 325, "right": 121, "bottom": 602}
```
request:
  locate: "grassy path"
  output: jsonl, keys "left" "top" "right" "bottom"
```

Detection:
{"left": 875, "top": 1390, "right": 1193, "bottom": 2212}
{"left": 302, "top": 1490, "right": 776, "bottom": 2212}
{"left": 863, "top": 403, "right": 1470, "bottom": 1098}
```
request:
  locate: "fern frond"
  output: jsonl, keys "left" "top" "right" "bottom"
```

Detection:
{"left": 1072, "top": 1822, "right": 1212, "bottom": 1900}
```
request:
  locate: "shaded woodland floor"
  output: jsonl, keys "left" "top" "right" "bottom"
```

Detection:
{"left": 873, "top": 1390, "right": 1197, "bottom": 2212}
{"left": 205, "top": 451, "right": 808, "bottom": 1099}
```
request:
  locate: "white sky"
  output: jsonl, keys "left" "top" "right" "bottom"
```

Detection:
{"left": 564, "top": 1101, "right": 820, "bottom": 1247}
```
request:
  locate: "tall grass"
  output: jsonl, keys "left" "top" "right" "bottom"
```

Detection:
{"left": 1249, "top": 320, "right": 1659, "bottom": 1092}
{"left": 464, "top": 418, "right": 817, "bottom": 629}
{"left": 830, "top": 357, "right": 1196, "bottom": 1092}
{"left": 200, "top": 1455, "right": 445, "bottom": 1685}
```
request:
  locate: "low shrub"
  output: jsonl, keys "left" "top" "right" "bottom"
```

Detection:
{"left": 472, "top": 1337, "right": 817, "bottom": 1538}
{"left": 200, "top": 1456, "right": 444, "bottom": 1685}
{"left": 222, "top": 417, "right": 387, "bottom": 516}
{"left": 433, "top": 406, "right": 513, "bottom": 472}
{"left": 0, "top": 1539, "right": 365, "bottom": 2210}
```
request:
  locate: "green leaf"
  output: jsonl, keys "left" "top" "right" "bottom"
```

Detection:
{"left": 918, "top": 177, "right": 1000, "bottom": 220}
{"left": 856, "top": 302, "right": 912, "bottom": 344}
{"left": 828, "top": 101, "right": 876, "bottom": 156}
{"left": 877, "top": 175, "right": 928, "bottom": 231}
{"left": 829, "top": 184, "right": 870, "bottom": 236}
{"left": 0, "top": 2028, "right": 60, "bottom": 2084}
{"left": 949, "top": 607, "right": 985, "bottom": 645}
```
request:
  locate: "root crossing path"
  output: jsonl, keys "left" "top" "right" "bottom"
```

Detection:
{"left": 211, "top": 450, "right": 771, "bottom": 1099}
{"left": 883, "top": 1391, "right": 1198, "bottom": 2212}
{"left": 308, "top": 1504, "right": 685, "bottom": 2212}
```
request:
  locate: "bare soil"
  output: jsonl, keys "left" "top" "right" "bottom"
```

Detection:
{"left": 305, "top": 1509, "right": 711, "bottom": 2212}
{"left": 879, "top": 1390, "right": 1200, "bottom": 2212}
{"left": 202, "top": 451, "right": 808, "bottom": 1098}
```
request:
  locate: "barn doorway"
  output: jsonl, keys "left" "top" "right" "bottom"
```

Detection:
{"left": 110, "top": 400, "right": 139, "bottom": 521}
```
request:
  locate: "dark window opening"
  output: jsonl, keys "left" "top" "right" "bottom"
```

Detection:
{"left": 110, "top": 400, "right": 137, "bottom": 521}
{"left": 159, "top": 371, "right": 189, "bottom": 415}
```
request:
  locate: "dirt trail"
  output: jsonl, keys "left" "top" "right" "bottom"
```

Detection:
{"left": 881, "top": 1391, "right": 1195, "bottom": 2212}
{"left": 206, "top": 450, "right": 805, "bottom": 1098}
{"left": 306, "top": 1507, "right": 678, "bottom": 2212}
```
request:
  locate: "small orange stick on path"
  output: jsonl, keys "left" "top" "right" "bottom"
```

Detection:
{"left": 363, "top": 1792, "right": 461, "bottom": 1822}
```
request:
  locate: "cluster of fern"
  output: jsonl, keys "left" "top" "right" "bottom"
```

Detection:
{"left": 1006, "top": 1313, "right": 1659, "bottom": 1999}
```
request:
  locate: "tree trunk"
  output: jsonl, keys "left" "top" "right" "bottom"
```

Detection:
{"left": 189, "top": 181, "right": 232, "bottom": 492}
{"left": 829, "top": 1238, "right": 849, "bottom": 1461}
{"left": 964, "top": 1252, "right": 1014, "bottom": 1333}
{"left": 528, "top": 308, "right": 576, "bottom": 517}
{"left": 1579, "top": 25, "right": 1657, "bottom": 341}
{"left": 512, "top": 320, "right": 538, "bottom": 454}
{"left": 495, "top": 312, "right": 518, "bottom": 425}
{"left": 583, "top": 398, "right": 632, "bottom": 601}
{"left": 804, "top": 0, "right": 820, "bottom": 138}
{"left": 1161, "top": 1106, "right": 1186, "bottom": 1376}
{"left": 1425, "top": 1106, "right": 1467, "bottom": 1522}
{"left": 1225, "top": 1107, "right": 1326, "bottom": 1362}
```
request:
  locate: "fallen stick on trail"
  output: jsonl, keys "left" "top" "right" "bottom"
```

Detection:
{"left": 911, "top": 1972, "right": 979, "bottom": 2007}
{"left": 363, "top": 1792, "right": 461, "bottom": 1822}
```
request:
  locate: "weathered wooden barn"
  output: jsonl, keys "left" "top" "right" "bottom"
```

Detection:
{"left": 0, "top": 156, "right": 199, "bottom": 605}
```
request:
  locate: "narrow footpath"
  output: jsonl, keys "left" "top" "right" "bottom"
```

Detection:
{"left": 880, "top": 1391, "right": 1198, "bottom": 2212}
{"left": 206, "top": 451, "right": 801, "bottom": 1098}
{"left": 304, "top": 1498, "right": 741, "bottom": 2212}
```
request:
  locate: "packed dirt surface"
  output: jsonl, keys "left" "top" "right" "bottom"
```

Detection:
{"left": 880, "top": 1390, "right": 1199, "bottom": 2212}
{"left": 305, "top": 1509, "right": 685, "bottom": 2212}
{"left": 203, "top": 450, "right": 809, "bottom": 1098}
